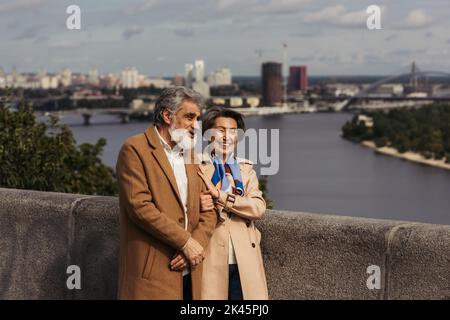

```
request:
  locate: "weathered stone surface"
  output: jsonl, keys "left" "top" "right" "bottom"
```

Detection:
{"left": 70, "top": 196, "right": 120, "bottom": 300}
{"left": 0, "top": 188, "right": 78, "bottom": 299}
{"left": 1, "top": 187, "right": 449, "bottom": 300}
{"left": 256, "top": 210, "right": 403, "bottom": 299}
{"left": 387, "top": 223, "right": 450, "bottom": 299}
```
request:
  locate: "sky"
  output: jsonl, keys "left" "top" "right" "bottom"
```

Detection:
{"left": 0, "top": 0, "right": 449, "bottom": 76}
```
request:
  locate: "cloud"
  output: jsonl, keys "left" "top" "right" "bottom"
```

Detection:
{"left": 304, "top": 5, "right": 384, "bottom": 28}
{"left": 403, "top": 9, "right": 433, "bottom": 29}
{"left": 0, "top": 0, "right": 46, "bottom": 14}
{"left": 385, "top": 34, "right": 398, "bottom": 42}
{"left": 389, "top": 48, "right": 428, "bottom": 56}
{"left": 11, "top": 24, "right": 46, "bottom": 41}
{"left": 123, "top": 26, "right": 145, "bottom": 40}
{"left": 251, "top": 0, "right": 311, "bottom": 15}
{"left": 124, "top": 0, "right": 159, "bottom": 15}
{"left": 48, "top": 40, "right": 83, "bottom": 49}
{"left": 292, "top": 54, "right": 315, "bottom": 62}
{"left": 213, "top": 0, "right": 309, "bottom": 16}
{"left": 174, "top": 28, "right": 195, "bottom": 37}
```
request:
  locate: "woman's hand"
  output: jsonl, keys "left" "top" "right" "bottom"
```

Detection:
{"left": 200, "top": 192, "right": 215, "bottom": 212}
{"left": 198, "top": 171, "right": 220, "bottom": 200}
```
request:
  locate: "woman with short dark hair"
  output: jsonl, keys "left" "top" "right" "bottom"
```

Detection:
{"left": 198, "top": 106, "right": 268, "bottom": 300}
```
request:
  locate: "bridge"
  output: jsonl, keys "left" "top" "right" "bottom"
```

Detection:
{"left": 335, "top": 62, "right": 450, "bottom": 111}
{"left": 35, "top": 108, "right": 154, "bottom": 125}
{"left": 1, "top": 187, "right": 449, "bottom": 299}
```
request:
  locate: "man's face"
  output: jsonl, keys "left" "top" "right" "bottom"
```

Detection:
{"left": 171, "top": 100, "right": 201, "bottom": 137}
{"left": 166, "top": 100, "right": 201, "bottom": 149}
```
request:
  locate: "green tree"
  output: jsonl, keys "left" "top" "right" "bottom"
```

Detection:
{"left": 259, "top": 175, "right": 273, "bottom": 209}
{"left": 0, "top": 99, "right": 117, "bottom": 196}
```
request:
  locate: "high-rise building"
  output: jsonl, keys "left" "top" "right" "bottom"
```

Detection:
{"left": 289, "top": 65, "right": 308, "bottom": 93}
{"left": 184, "top": 64, "right": 194, "bottom": 88}
{"left": 61, "top": 68, "right": 72, "bottom": 87}
{"left": 262, "top": 62, "right": 283, "bottom": 106}
{"left": 88, "top": 66, "right": 99, "bottom": 85}
{"left": 121, "top": 67, "right": 139, "bottom": 88}
{"left": 195, "top": 60, "right": 205, "bottom": 82}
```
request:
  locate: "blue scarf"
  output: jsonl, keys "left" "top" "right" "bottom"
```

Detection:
{"left": 211, "top": 156, "right": 244, "bottom": 196}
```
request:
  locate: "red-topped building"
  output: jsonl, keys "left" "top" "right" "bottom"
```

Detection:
{"left": 289, "top": 65, "right": 308, "bottom": 93}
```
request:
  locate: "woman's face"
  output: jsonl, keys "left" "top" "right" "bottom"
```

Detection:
{"left": 211, "top": 116, "right": 239, "bottom": 160}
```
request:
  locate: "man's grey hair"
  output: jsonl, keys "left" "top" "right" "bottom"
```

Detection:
{"left": 153, "top": 86, "right": 205, "bottom": 126}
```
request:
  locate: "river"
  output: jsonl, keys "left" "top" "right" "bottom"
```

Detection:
{"left": 61, "top": 112, "right": 450, "bottom": 225}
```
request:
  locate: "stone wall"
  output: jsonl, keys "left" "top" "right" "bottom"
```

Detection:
{"left": 0, "top": 188, "right": 449, "bottom": 299}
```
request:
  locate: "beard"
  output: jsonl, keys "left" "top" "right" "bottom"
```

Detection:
{"left": 168, "top": 122, "right": 197, "bottom": 151}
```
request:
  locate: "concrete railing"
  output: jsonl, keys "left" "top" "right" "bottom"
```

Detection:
{"left": 0, "top": 187, "right": 449, "bottom": 300}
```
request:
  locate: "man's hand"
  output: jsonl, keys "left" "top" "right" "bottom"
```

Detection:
{"left": 170, "top": 252, "right": 189, "bottom": 271}
{"left": 200, "top": 192, "right": 215, "bottom": 212}
{"left": 182, "top": 237, "right": 204, "bottom": 266}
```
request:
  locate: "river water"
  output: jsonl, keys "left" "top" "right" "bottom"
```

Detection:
{"left": 61, "top": 112, "right": 450, "bottom": 225}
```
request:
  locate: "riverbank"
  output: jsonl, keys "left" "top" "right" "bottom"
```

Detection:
{"left": 361, "top": 141, "right": 450, "bottom": 171}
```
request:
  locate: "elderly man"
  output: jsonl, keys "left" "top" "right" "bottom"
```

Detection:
{"left": 116, "top": 87, "right": 217, "bottom": 300}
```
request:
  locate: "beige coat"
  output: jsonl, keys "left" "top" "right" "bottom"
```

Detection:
{"left": 200, "top": 157, "right": 269, "bottom": 300}
{"left": 116, "top": 126, "right": 217, "bottom": 300}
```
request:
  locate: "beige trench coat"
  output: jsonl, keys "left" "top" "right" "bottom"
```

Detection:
{"left": 116, "top": 126, "right": 217, "bottom": 300}
{"left": 200, "top": 157, "right": 269, "bottom": 300}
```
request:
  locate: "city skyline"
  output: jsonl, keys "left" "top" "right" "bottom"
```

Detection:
{"left": 1, "top": 0, "right": 450, "bottom": 76}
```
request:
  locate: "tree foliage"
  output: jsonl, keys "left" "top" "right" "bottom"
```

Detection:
{"left": 0, "top": 99, "right": 118, "bottom": 195}
{"left": 342, "top": 104, "right": 450, "bottom": 163}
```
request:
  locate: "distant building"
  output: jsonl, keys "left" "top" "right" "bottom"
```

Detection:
{"left": 289, "top": 65, "right": 308, "bottom": 93}
{"left": 145, "top": 78, "right": 172, "bottom": 88}
{"left": 129, "top": 99, "right": 155, "bottom": 110}
{"left": 207, "top": 68, "right": 232, "bottom": 87}
{"left": 192, "top": 81, "right": 210, "bottom": 98}
{"left": 121, "top": 67, "right": 139, "bottom": 89}
{"left": 173, "top": 74, "right": 184, "bottom": 86}
{"left": 99, "top": 73, "right": 120, "bottom": 89}
{"left": 262, "top": 62, "right": 283, "bottom": 106}
{"left": 88, "top": 67, "right": 99, "bottom": 85}
{"left": 40, "top": 76, "right": 59, "bottom": 89}
{"left": 61, "top": 68, "right": 72, "bottom": 87}
{"left": 357, "top": 114, "right": 373, "bottom": 128}
{"left": 195, "top": 60, "right": 205, "bottom": 82}
{"left": 327, "top": 84, "right": 359, "bottom": 97}
{"left": 184, "top": 64, "right": 194, "bottom": 88}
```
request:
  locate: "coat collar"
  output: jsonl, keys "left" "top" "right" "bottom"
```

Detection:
{"left": 144, "top": 125, "right": 198, "bottom": 219}
{"left": 199, "top": 152, "right": 253, "bottom": 166}
{"left": 144, "top": 125, "right": 184, "bottom": 211}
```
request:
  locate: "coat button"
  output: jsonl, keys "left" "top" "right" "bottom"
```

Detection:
{"left": 246, "top": 222, "right": 250, "bottom": 227}
{"left": 178, "top": 218, "right": 184, "bottom": 223}
{"left": 252, "top": 243, "right": 256, "bottom": 248}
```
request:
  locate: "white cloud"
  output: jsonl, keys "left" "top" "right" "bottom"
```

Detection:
{"left": 304, "top": 5, "right": 386, "bottom": 28}
{"left": 123, "top": 26, "right": 145, "bottom": 40}
{"left": 403, "top": 9, "right": 433, "bottom": 29}
{"left": 213, "top": 0, "right": 309, "bottom": 15}
{"left": 0, "top": 0, "right": 46, "bottom": 14}
{"left": 124, "top": 0, "right": 160, "bottom": 15}
{"left": 48, "top": 40, "right": 83, "bottom": 49}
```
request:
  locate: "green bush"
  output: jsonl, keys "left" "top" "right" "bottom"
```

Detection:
{"left": 342, "top": 104, "right": 450, "bottom": 162}
{"left": 0, "top": 100, "right": 117, "bottom": 196}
